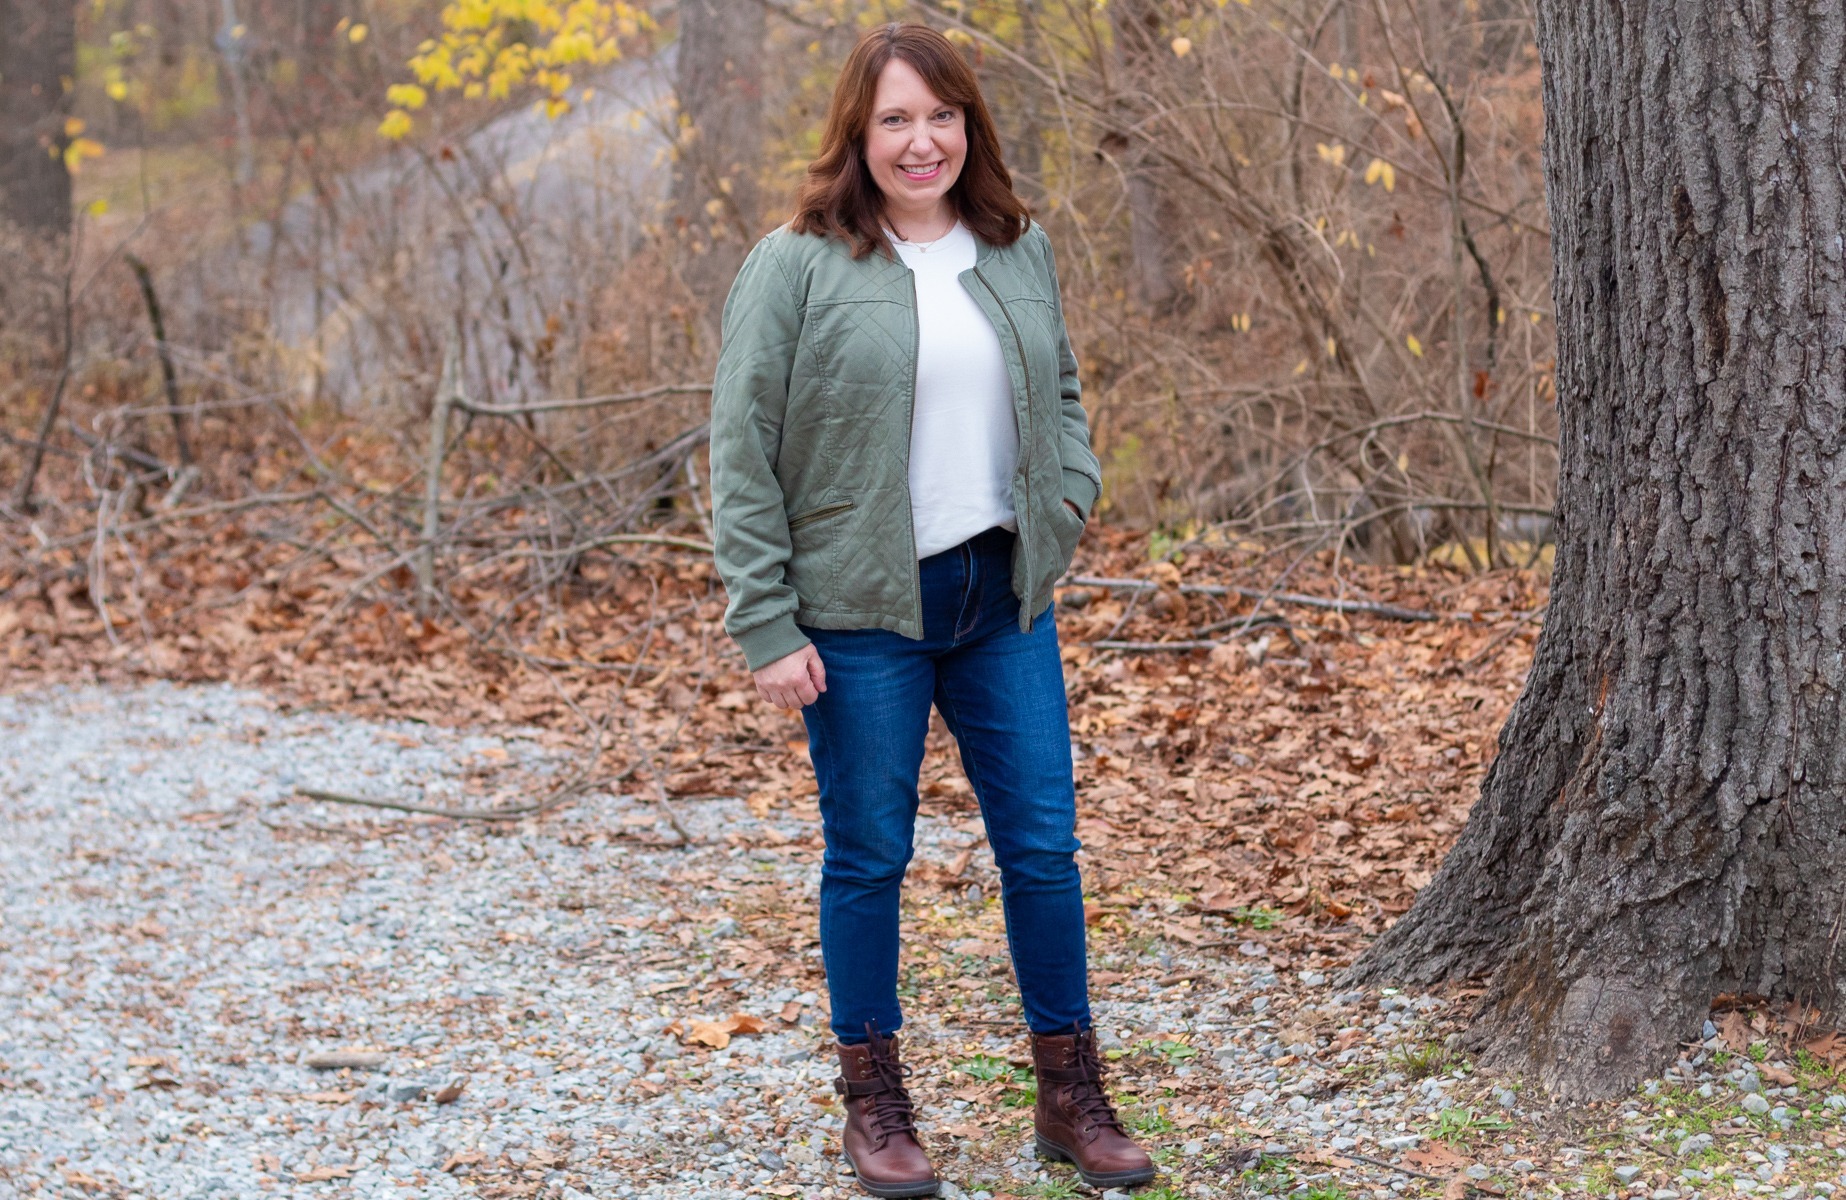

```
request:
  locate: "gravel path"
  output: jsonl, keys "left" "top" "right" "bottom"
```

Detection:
{"left": 15, "top": 682, "right": 1839, "bottom": 1200}
{"left": 0, "top": 683, "right": 1246, "bottom": 1200}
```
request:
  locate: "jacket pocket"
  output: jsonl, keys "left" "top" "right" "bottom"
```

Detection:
{"left": 1047, "top": 497, "right": 1085, "bottom": 576}
{"left": 788, "top": 500, "right": 855, "bottom": 531}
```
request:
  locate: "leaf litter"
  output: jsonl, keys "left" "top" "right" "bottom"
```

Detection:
{"left": 9, "top": 519, "right": 1846, "bottom": 1197}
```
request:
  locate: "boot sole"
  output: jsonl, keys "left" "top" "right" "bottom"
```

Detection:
{"left": 842, "top": 1149, "right": 940, "bottom": 1198}
{"left": 1035, "top": 1134, "right": 1158, "bottom": 1188}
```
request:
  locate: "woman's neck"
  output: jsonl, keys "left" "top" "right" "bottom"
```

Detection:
{"left": 883, "top": 202, "right": 957, "bottom": 244}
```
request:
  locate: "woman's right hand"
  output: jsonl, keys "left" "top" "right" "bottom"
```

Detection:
{"left": 753, "top": 643, "right": 828, "bottom": 709}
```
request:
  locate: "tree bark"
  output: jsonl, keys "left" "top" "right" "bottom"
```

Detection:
{"left": 0, "top": 0, "right": 74, "bottom": 237}
{"left": 1106, "top": 0, "right": 1186, "bottom": 315}
{"left": 1351, "top": 0, "right": 1846, "bottom": 1100}
{"left": 669, "top": 0, "right": 766, "bottom": 311}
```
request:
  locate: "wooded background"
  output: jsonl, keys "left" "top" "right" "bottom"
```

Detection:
{"left": 0, "top": 0, "right": 1556, "bottom": 601}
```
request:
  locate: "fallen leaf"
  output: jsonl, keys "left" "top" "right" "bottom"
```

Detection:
{"left": 940, "top": 1122, "right": 984, "bottom": 1139}
{"left": 299, "top": 1090, "right": 356, "bottom": 1104}
{"left": 61, "top": 1170, "right": 109, "bottom": 1192}
{"left": 685, "top": 1012, "right": 769, "bottom": 1048}
{"left": 1442, "top": 1176, "right": 1471, "bottom": 1200}
{"left": 434, "top": 1075, "right": 468, "bottom": 1104}
{"left": 440, "top": 1150, "right": 485, "bottom": 1173}
{"left": 1760, "top": 1063, "right": 1796, "bottom": 1087}
{"left": 1717, "top": 1010, "right": 1752, "bottom": 1053}
{"left": 296, "top": 1164, "right": 356, "bottom": 1182}
{"left": 1406, "top": 1142, "right": 1470, "bottom": 1172}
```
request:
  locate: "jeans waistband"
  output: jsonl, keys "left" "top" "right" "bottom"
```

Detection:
{"left": 947, "top": 525, "right": 1015, "bottom": 560}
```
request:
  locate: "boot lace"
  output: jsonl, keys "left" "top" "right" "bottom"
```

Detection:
{"left": 835, "top": 1028, "right": 920, "bottom": 1147}
{"left": 1039, "top": 1031, "right": 1127, "bottom": 1138}
{"left": 1069, "top": 1035, "right": 1127, "bottom": 1134}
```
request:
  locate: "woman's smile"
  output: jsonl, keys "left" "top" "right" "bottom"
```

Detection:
{"left": 898, "top": 161, "right": 944, "bottom": 180}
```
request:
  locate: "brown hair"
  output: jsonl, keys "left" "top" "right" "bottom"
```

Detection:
{"left": 791, "top": 22, "right": 1029, "bottom": 258}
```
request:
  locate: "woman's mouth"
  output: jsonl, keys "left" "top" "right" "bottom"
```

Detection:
{"left": 898, "top": 161, "right": 943, "bottom": 181}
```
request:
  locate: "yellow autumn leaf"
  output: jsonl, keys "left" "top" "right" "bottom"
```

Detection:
{"left": 378, "top": 110, "right": 414, "bottom": 140}
{"left": 106, "top": 80, "right": 129, "bottom": 102}
{"left": 64, "top": 117, "right": 86, "bottom": 137}
{"left": 1406, "top": 334, "right": 1423, "bottom": 357}
{"left": 1171, "top": 36, "right": 1193, "bottom": 57}
{"left": 1364, "top": 158, "right": 1397, "bottom": 191}
{"left": 386, "top": 84, "right": 428, "bottom": 111}
{"left": 63, "top": 137, "right": 105, "bottom": 173}
{"left": 348, "top": 23, "right": 368, "bottom": 42}
{"left": 1315, "top": 142, "right": 1346, "bottom": 167}
{"left": 87, "top": 198, "right": 109, "bottom": 216}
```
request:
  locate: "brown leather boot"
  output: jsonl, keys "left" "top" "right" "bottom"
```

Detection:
{"left": 1030, "top": 1027, "right": 1157, "bottom": 1188}
{"left": 833, "top": 1028, "right": 938, "bottom": 1198}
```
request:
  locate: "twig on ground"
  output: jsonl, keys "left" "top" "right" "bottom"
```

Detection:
{"left": 1338, "top": 1151, "right": 1443, "bottom": 1181}
{"left": 1067, "top": 575, "right": 1444, "bottom": 622}
{"left": 1447, "top": 603, "right": 1547, "bottom": 674}
{"left": 296, "top": 775, "right": 612, "bottom": 822}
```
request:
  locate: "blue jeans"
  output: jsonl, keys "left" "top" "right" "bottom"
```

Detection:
{"left": 800, "top": 526, "right": 1091, "bottom": 1044}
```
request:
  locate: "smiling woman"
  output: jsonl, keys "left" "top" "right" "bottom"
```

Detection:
{"left": 786, "top": 23, "right": 1030, "bottom": 258}
{"left": 707, "top": 22, "right": 1147, "bottom": 1199}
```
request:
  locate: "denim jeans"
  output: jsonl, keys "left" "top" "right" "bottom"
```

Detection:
{"left": 800, "top": 526, "right": 1091, "bottom": 1044}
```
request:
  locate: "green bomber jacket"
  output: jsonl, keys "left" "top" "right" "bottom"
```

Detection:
{"left": 708, "top": 219, "right": 1103, "bottom": 672}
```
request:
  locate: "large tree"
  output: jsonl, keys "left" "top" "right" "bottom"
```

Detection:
{"left": 1352, "top": 0, "right": 1846, "bottom": 1099}
{"left": 669, "top": 0, "right": 765, "bottom": 309}
{"left": 0, "top": 0, "right": 75, "bottom": 237}
{"left": 1104, "top": 0, "right": 1186, "bottom": 315}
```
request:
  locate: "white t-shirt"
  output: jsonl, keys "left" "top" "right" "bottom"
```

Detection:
{"left": 888, "top": 220, "right": 1019, "bottom": 559}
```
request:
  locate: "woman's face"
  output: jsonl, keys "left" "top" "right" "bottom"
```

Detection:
{"left": 862, "top": 57, "right": 967, "bottom": 222}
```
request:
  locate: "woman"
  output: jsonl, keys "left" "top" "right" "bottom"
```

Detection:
{"left": 709, "top": 23, "right": 1155, "bottom": 1198}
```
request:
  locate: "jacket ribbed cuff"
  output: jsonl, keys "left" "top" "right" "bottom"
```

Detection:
{"left": 732, "top": 613, "right": 812, "bottom": 674}
{"left": 1061, "top": 468, "right": 1101, "bottom": 521}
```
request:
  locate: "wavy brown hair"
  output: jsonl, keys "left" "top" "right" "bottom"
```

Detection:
{"left": 792, "top": 23, "right": 1030, "bottom": 258}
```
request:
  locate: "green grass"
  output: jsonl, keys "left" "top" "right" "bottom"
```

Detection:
{"left": 1027, "top": 1180, "right": 1083, "bottom": 1199}
{"left": 954, "top": 1054, "right": 1029, "bottom": 1084}
{"left": 1428, "top": 1106, "right": 1513, "bottom": 1148}
{"left": 1227, "top": 906, "right": 1285, "bottom": 929}
{"left": 1390, "top": 1040, "right": 1454, "bottom": 1080}
{"left": 1124, "top": 1101, "right": 1178, "bottom": 1136}
{"left": 1300, "top": 1185, "right": 1355, "bottom": 1200}
{"left": 1241, "top": 1153, "right": 1297, "bottom": 1192}
{"left": 1128, "top": 1185, "right": 1186, "bottom": 1200}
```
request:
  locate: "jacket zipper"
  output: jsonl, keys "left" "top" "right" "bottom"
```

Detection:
{"left": 787, "top": 500, "right": 854, "bottom": 531}
{"left": 903, "top": 270, "right": 923, "bottom": 630}
{"left": 971, "top": 265, "right": 1036, "bottom": 628}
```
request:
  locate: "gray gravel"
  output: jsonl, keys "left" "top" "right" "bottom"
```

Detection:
{"left": 18, "top": 682, "right": 1831, "bottom": 1200}
{"left": 0, "top": 683, "right": 1243, "bottom": 1199}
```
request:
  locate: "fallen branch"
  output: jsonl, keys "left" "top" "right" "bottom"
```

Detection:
{"left": 1066, "top": 575, "right": 1443, "bottom": 622}
{"left": 297, "top": 772, "right": 617, "bottom": 823}
{"left": 1088, "top": 639, "right": 1228, "bottom": 653}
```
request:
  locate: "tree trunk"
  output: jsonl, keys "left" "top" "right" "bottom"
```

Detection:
{"left": 1106, "top": 0, "right": 1186, "bottom": 315}
{"left": 1351, "top": 0, "right": 1846, "bottom": 1100}
{"left": 0, "top": 0, "right": 74, "bottom": 237}
{"left": 669, "top": 0, "right": 766, "bottom": 310}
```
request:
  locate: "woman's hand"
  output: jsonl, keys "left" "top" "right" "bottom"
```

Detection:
{"left": 754, "top": 644, "right": 828, "bottom": 709}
